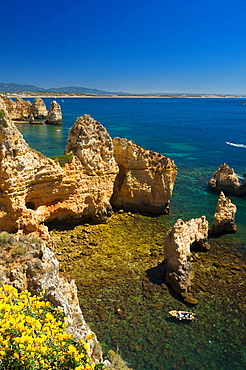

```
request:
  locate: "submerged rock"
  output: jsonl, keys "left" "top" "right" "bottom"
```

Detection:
{"left": 210, "top": 191, "right": 237, "bottom": 235}
{"left": 208, "top": 163, "right": 245, "bottom": 195}
{"left": 164, "top": 216, "right": 209, "bottom": 296}
{"left": 111, "top": 137, "right": 177, "bottom": 214}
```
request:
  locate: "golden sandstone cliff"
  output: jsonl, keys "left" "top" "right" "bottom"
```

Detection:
{"left": 111, "top": 137, "right": 176, "bottom": 214}
{"left": 0, "top": 111, "right": 177, "bottom": 242}
{"left": 0, "top": 94, "right": 62, "bottom": 124}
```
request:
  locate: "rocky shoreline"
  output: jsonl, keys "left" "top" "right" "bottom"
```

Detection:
{"left": 0, "top": 98, "right": 245, "bottom": 368}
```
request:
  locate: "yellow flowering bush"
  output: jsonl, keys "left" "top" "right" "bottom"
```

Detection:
{"left": 0, "top": 284, "right": 104, "bottom": 370}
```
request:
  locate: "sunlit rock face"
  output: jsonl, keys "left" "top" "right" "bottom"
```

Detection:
{"left": 0, "top": 94, "right": 63, "bottom": 124}
{"left": 0, "top": 94, "right": 31, "bottom": 120}
{"left": 208, "top": 163, "right": 245, "bottom": 195}
{"left": 0, "top": 113, "right": 118, "bottom": 239}
{"left": 45, "top": 101, "right": 63, "bottom": 125}
{"left": 210, "top": 191, "right": 237, "bottom": 235}
{"left": 164, "top": 216, "right": 210, "bottom": 296}
{"left": 64, "top": 114, "right": 118, "bottom": 176}
{"left": 0, "top": 112, "right": 177, "bottom": 241}
{"left": 30, "top": 97, "right": 48, "bottom": 118}
{"left": 111, "top": 137, "right": 177, "bottom": 214}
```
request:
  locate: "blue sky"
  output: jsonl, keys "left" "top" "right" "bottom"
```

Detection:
{"left": 1, "top": 0, "right": 246, "bottom": 94}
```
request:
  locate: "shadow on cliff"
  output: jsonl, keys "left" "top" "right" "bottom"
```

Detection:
{"left": 145, "top": 261, "right": 196, "bottom": 307}
{"left": 45, "top": 217, "right": 99, "bottom": 231}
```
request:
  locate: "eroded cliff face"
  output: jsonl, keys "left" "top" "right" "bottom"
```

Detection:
{"left": 0, "top": 112, "right": 177, "bottom": 241}
{"left": 208, "top": 163, "right": 245, "bottom": 195}
{"left": 164, "top": 216, "right": 210, "bottom": 297}
{"left": 0, "top": 94, "right": 63, "bottom": 124}
{"left": 111, "top": 137, "right": 177, "bottom": 214}
{"left": 64, "top": 114, "right": 118, "bottom": 176}
{"left": 0, "top": 233, "right": 102, "bottom": 363}
{"left": 30, "top": 97, "right": 48, "bottom": 118}
{"left": 0, "top": 114, "right": 118, "bottom": 241}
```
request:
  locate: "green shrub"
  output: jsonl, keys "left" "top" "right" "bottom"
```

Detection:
{"left": 0, "top": 231, "right": 15, "bottom": 246}
{"left": 11, "top": 241, "right": 28, "bottom": 257}
{"left": 106, "top": 350, "right": 132, "bottom": 370}
{"left": 50, "top": 153, "right": 73, "bottom": 167}
{"left": 0, "top": 109, "right": 8, "bottom": 127}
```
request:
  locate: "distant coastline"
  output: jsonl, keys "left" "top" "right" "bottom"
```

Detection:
{"left": 6, "top": 93, "right": 246, "bottom": 99}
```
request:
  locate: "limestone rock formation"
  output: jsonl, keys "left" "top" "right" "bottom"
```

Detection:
{"left": 210, "top": 192, "right": 237, "bottom": 235}
{"left": 0, "top": 233, "right": 102, "bottom": 363}
{"left": 29, "top": 113, "right": 35, "bottom": 123}
{"left": 30, "top": 97, "right": 48, "bottom": 118}
{"left": 164, "top": 216, "right": 210, "bottom": 296}
{"left": 0, "top": 94, "right": 63, "bottom": 124}
{"left": 111, "top": 137, "right": 177, "bottom": 214}
{"left": 0, "top": 113, "right": 118, "bottom": 240}
{"left": 208, "top": 163, "right": 245, "bottom": 195}
{"left": 64, "top": 114, "right": 118, "bottom": 176}
{"left": 45, "top": 101, "right": 63, "bottom": 125}
{"left": 14, "top": 97, "right": 32, "bottom": 120}
{"left": 0, "top": 112, "right": 177, "bottom": 240}
{"left": 0, "top": 94, "right": 31, "bottom": 121}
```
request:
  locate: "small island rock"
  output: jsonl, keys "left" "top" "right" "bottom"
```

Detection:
{"left": 210, "top": 191, "right": 237, "bottom": 235}
{"left": 164, "top": 216, "right": 209, "bottom": 296}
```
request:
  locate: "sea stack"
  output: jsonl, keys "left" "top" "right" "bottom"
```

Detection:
{"left": 208, "top": 163, "right": 245, "bottom": 195}
{"left": 30, "top": 97, "right": 48, "bottom": 119}
{"left": 210, "top": 191, "right": 237, "bottom": 235}
{"left": 111, "top": 137, "right": 177, "bottom": 214}
{"left": 45, "top": 101, "right": 63, "bottom": 125}
{"left": 164, "top": 216, "right": 210, "bottom": 296}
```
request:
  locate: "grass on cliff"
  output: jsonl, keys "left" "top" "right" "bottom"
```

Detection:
{"left": 0, "top": 109, "right": 8, "bottom": 127}
{"left": 50, "top": 153, "right": 73, "bottom": 167}
{"left": 0, "top": 232, "right": 43, "bottom": 258}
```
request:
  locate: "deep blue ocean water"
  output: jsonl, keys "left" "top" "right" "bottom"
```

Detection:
{"left": 18, "top": 98, "right": 246, "bottom": 369}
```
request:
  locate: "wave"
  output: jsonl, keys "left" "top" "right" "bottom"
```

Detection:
{"left": 225, "top": 141, "right": 246, "bottom": 148}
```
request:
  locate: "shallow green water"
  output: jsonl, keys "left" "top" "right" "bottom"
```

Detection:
{"left": 51, "top": 212, "right": 246, "bottom": 370}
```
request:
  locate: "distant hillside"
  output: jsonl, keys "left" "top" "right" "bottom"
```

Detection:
{"left": 0, "top": 83, "right": 45, "bottom": 92}
{"left": 47, "top": 86, "right": 114, "bottom": 95}
{"left": 0, "top": 82, "right": 117, "bottom": 95}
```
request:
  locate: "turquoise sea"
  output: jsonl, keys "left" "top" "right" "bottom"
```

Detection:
{"left": 18, "top": 98, "right": 246, "bottom": 369}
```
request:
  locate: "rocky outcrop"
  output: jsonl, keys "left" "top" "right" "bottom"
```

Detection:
{"left": 210, "top": 192, "right": 237, "bottom": 235}
{"left": 0, "top": 94, "right": 62, "bottom": 124}
{"left": 111, "top": 137, "right": 177, "bottom": 214}
{"left": 164, "top": 216, "right": 209, "bottom": 296}
{"left": 0, "top": 112, "right": 176, "bottom": 240}
{"left": 208, "top": 163, "right": 245, "bottom": 195}
{"left": 45, "top": 101, "right": 63, "bottom": 125}
{"left": 0, "top": 233, "right": 102, "bottom": 363}
{"left": 30, "top": 97, "right": 48, "bottom": 118}
{"left": 0, "top": 113, "right": 118, "bottom": 240}
{"left": 64, "top": 114, "right": 118, "bottom": 176}
{"left": 0, "top": 94, "right": 31, "bottom": 120}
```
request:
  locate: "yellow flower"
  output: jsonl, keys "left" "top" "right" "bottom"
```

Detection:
{"left": 86, "top": 333, "right": 96, "bottom": 341}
